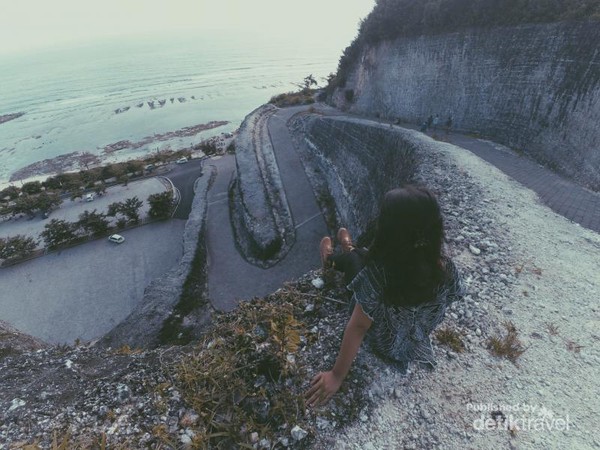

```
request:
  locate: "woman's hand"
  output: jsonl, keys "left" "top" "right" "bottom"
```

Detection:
{"left": 305, "top": 371, "right": 343, "bottom": 407}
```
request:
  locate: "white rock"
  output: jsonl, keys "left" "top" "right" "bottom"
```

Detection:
{"left": 311, "top": 278, "right": 325, "bottom": 289}
{"left": 9, "top": 398, "right": 25, "bottom": 411}
{"left": 291, "top": 425, "right": 308, "bottom": 441}
{"left": 469, "top": 244, "right": 481, "bottom": 255}
{"left": 316, "top": 417, "right": 331, "bottom": 430}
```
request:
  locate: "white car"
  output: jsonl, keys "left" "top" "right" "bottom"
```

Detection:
{"left": 176, "top": 157, "right": 188, "bottom": 164}
{"left": 108, "top": 234, "right": 125, "bottom": 244}
{"left": 85, "top": 193, "right": 95, "bottom": 202}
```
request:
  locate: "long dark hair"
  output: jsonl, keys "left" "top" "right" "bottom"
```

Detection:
{"left": 368, "top": 186, "right": 445, "bottom": 307}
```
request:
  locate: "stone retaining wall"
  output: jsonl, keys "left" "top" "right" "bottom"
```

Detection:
{"left": 290, "top": 114, "right": 418, "bottom": 241}
{"left": 230, "top": 105, "right": 293, "bottom": 266}
{"left": 98, "top": 167, "right": 214, "bottom": 349}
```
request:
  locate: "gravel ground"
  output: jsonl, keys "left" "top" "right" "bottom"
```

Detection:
{"left": 1, "top": 129, "right": 598, "bottom": 449}
{"left": 312, "top": 130, "right": 600, "bottom": 450}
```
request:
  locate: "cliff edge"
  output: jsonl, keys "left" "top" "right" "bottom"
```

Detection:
{"left": 331, "top": 21, "right": 600, "bottom": 191}
{"left": 2, "top": 111, "right": 599, "bottom": 449}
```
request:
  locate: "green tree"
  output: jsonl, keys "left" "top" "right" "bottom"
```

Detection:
{"left": 69, "top": 187, "right": 85, "bottom": 201}
{"left": 0, "top": 235, "right": 38, "bottom": 260}
{"left": 126, "top": 160, "right": 144, "bottom": 177}
{"left": 107, "top": 196, "right": 143, "bottom": 223}
{"left": 0, "top": 185, "right": 20, "bottom": 201}
{"left": 121, "top": 196, "right": 143, "bottom": 223}
{"left": 42, "top": 176, "right": 62, "bottom": 192}
{"left": 41, "top": 219, "right": 78, "bottom": 248}
{"left": 101, "top": 165, "right": 116, "bottom": 181}
{"left": 148, "top": 191, "right": 174, "bottom": 219}
{"left": 107, "top": 201, "right": 123, "bottom": 217}
{"left": 36, "top": 192, "right": 62, "bottom": 214}
{"left": 13, "top": 195, "right": 38, "bottom": 217}
{"left": 78, "top": 209, "right": 110, "bottom": 236}
{"left": 94, "top": 181, "right": 107, "bottom": 196}
{"left": 21, "top": 181, "right": 42, "bottom": 195}
{"left": 111, "top": 163, "right": 129, "bottom": 186}
{"left": 303, "top": 74, "right": 317, "bottom": 92}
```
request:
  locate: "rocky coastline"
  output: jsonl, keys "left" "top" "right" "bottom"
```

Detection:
{"left": 8, "top": 121, "right": 231, "bottom": 183}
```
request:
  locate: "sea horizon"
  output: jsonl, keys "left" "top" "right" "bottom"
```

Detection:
{"left": 0, "top": 30, "right": 346, "bottom": 186}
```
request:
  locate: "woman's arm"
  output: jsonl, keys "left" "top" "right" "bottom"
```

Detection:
{"left": 305, "top": 304, "right": 373, "bottom": 407}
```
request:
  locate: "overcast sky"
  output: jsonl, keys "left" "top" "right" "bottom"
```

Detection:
{"left": 0, "top": 0, "right": 375, "bottom": 55}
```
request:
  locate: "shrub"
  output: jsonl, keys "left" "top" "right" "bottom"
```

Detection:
{"left": 78, "top": 210, "right": 110, "bottom": 236}
{"left": 487, "top": 321, "right": 526, "bottom": 363}
{"left": 21, "top": 181, "right": 42, "bottom": 195}
{"left": 0, "top": 235, "right": 37, "bottom": 260}
{"left": 148, "top": 191, "right": 174, "bottom": 219}
{"left": 0, "top": 185, "right": 20, "bottom": 200}
{"left": 435, "top": 327, "right": 465, "bottom": 353}
{"left": 41, "top": 219, "right": 78, "bottom": 248}
{"left": 173, "top": 295, "right": 306, "bottom": 447}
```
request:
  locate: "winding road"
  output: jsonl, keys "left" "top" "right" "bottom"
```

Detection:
{"left": 166, "top": 159, "right": 204, "bottom": 219}
{"left": 192, "top": 104, "right": 600, "bottom": 312}
{"left": 205, "top": 106, "right": 328, "bottom": 311}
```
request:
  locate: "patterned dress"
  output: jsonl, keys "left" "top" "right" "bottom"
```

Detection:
{"left": 347, "top": 258, "right": 465, "bottom": 371}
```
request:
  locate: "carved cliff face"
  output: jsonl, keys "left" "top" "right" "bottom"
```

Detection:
{"left": 333, "top": 22, "right": 600, "bottom": 190}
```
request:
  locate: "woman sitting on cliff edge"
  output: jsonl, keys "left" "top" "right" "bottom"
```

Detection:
{"left": 306, "top": 185, "right": 464, "bottom": 406}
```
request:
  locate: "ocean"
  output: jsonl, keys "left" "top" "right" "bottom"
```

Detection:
{"left": 0, "top": 31, "right": 343, "bottom": 185}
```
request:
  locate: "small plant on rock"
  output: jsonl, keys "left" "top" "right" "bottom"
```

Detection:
{"left": 487, "top": 321, "right": 525, "bottom": 364}
{"left": 435, "top": 327, "right": 465, "bottom": 353}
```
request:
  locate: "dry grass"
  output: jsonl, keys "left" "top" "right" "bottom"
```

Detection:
{"left": 15, "top": 431, "right": 127, "bottom": 450}
{"left": 173, "top": 289, "right": 310, "bottom": 448}
{"left": 269, "top": 91, "right": 316, "bottom": 108}
{"left": 514, "top": 260, "right": 543, "bottom": 276}
{"left": 546, "top": 322, "right": 560, "bottom": 336}
{"left": 565, "top": 340, "right": 584, "bottom": 353}
{"left": 434, "top": 327, "right": 465, "bottom": 353}
{"left": 487, "top": 321, "right": 526, "bottom": 364}
{"left": 113, "top": 344, "right": 142, "bottom": 355}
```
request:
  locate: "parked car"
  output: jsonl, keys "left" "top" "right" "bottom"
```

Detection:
{"left": 108, "top": 234, "right": 125, "bottom": 244}
{"left": 85, "top": 193, "right": 95, "bottom": 202}
{"left": 176, "top": 157, "right": 188, "bottom": 164}
{"left": 145, "top": 164, "right": 156, "bottom": 172}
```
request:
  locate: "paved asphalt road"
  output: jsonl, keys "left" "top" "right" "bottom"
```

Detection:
{"left": 206, "top": 107, "right": 328, "bottom": 311}
{"left": 0, "top": 178, "right": 166, "bottom": 242}
{"left": 166, "top": 159, "right": 205, "bottom": 219}
{"left": 0, "top": 220, "right": 185, "bottom": 344}
{"left": 393, "top": 119, "right": 600, "bottom": 233}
